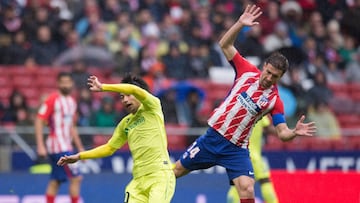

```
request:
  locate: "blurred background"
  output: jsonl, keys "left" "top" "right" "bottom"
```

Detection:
{"left": 0, "top": 0, "right": 359, "bottom": 202}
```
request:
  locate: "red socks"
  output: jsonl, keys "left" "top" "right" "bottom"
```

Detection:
{"left": 46, "top": 195, "right": 55, "bottom": 203}
{"left": 71, "top": 196, "right": 79, "bottom": 203}
{"left": 240, "top": 198, "right": 255, "bottom": 203}
{"left": 46, "top": 195, "right": 79, "bottom": 203}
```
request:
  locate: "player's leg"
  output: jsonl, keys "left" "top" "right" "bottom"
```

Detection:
{"left": 251, "top": 150, "right": 278, "bottom": 203}
{"left": 174, "top": 129, "right": 218, "bottom": 178}
{"left": 232, "top": 175, "right": 255, "bottom": 202}
{"left": 45, "top": 180, "right": 60, "bottom": 203}
{"left": 124, "top": 178, "right": 148, "bottom": 203}
{"left": 218, "top": 139, "right": 255, "bottom": 203}
{"left": 49, "top": 152, "right": 82, "bottom": 203}
{"left": 46, "top": 153, "right": 67, "bottom": 203}
{"left": 258, "top": 178, "right": 278, "bottom": 203}
{"left": 226, "top": 185, "right": 239, "bottom": 203}
{"left": 148, "top": 170, "right": 176, "bottom": 203}
{"left": 69, "top": 176, "right": 82, "bottom": 203}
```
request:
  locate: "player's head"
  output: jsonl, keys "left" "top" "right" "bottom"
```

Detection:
{"left": 260, "top": 52, "right": 289, "bottom": 89}
{"left": 120, "top": 73, "right": 149, "bottom": 113}
{"left": 57, "top": 72, "right": 73, "bottom": 95}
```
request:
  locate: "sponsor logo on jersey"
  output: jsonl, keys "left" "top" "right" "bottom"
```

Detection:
{"left": 237, "top": 92, "right": 261, "bottom": 114}
{"left": 124, "top": 116, "right": 145, "bottom": 136}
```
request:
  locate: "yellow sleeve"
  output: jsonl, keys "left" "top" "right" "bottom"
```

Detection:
{"left": 102, "top": 83, "right": 160, "bottom": 110}
{"left": 102, "top": 83, "right": 148, "bottom": 102}
{"left": 261, "top": 116, "right": 271, "bottom": 128}
{"left": 79, "top": 143, "right": 117, "bottom": 160}
{"left": 107, "top": 119, "right": 128, "bottom": 149}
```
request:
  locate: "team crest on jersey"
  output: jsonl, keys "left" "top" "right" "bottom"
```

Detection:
{"left": 257, "top": 96, "right": 269, "bottom": 108}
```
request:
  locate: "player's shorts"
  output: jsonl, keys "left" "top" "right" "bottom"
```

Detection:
{"left": 124, "top": 169, "right": 175, "bottom": 203}
{"left": 180, "top": 127, "right": 254, "bottom": 180}
{"left": 49, "top": 152, "right": 81, "bottom": 182}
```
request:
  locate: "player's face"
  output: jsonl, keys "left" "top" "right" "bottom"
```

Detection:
{"left": 58, "top": 76, "right": 74, "bottom": 95}
{"left": 259, "top": 63, "right": 283, "bottom": 89}
{"left": 120, "top": 94, "right": 141, "bottom": 114}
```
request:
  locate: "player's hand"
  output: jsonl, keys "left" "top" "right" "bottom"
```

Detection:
{"left": 57, "top": 154, "right": 80, "bottom": 166}
{"left": 238, "top": 5, "right": 262, "bottom": 27}
{"left": 37, "top": 145, "right": 47, "bottom": 157}
{"left": 294, "top": 115, "right": 317, "bottom": 137}
{"left": 88, "top": 76, "right": 103, "bottom": 92}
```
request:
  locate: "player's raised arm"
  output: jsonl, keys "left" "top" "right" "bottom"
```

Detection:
{"left": 87, "top": 75, "right": 148, "bottom": 102}
{"left": 219, "top": 5, "right": 262, "bottom": 60}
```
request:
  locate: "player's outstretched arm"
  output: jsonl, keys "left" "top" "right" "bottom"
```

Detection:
{"left": 219, "top": 4, "right": 262, "bottom": 60}
{"left": 57, "top": 154, "right": 80, "bottom": 166}
{"left": 57, "top": 144, "right": 117, "bottom": 166}
{"left": 275, "top": 115, "right": 316, "bottom": 141}
{"left": 87, "top": 75, "right": 148, "bottom": 102}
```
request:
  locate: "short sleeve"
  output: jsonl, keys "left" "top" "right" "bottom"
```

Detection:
{"left": 271, "top": 97, "right": 286, "bottom": 126}
{"left": 37, "top": 95, "right": 54, "bottom": 121}
{"left": 260, "top": 116, "right": 271, "bottom": 128}
{"left": 230, "top": 52, "right": 260, "bottom": 79}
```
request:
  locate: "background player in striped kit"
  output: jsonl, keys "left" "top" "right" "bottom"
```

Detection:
{"left": 173, "top": 5, "right": 316, "bottom": 203}
{"left": 35, "top": 72, "right": 84, "bottom": 203}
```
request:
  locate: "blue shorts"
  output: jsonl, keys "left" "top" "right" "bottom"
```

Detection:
{"left": 49, "top": 152, "right": 81, "bottom": 182}
{"left": 180, "top": 128, "right": 254, "bottom": 180}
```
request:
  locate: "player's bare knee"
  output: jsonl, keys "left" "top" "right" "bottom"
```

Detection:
{"left": 70, "top": 176, "right": 83, "bottom": 184}
{"left": 243, "top": 184, "right": 254, "bottom": 195}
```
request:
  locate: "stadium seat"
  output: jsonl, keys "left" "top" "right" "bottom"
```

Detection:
{"left": 263, "top": 135, "right": 284, "bottom": 151}
{"left": 283, "top": 137, "right": 312, "bottom": 151}
{"left": 39, "top": 87, "right": 58, "bottom": 95}
{"left": 18, "top": 88, "right": 39, "bottom": 100}
{"left": 350, "top": 92, "right": 360, "bottom": 102}
{"left": 93, "top": 134, "right": 110, "bottom": 147}
{"left": 27, "top": 98, "right": 40, "bottom": 108}
{"left": 331, "top": 138, "right": 347, "bottom": 151}
{"left": 345, "top": 136, "right": 360, "bottom": 150}
{"left": 35, "top": 76, "right": 57, "bottom": 88}
{"left": 328, "top": 83, "right": 349, "bottom": 94}
{"left": 189, "top": 79, "right": 209, "bottom": 90}
{"left": 336, "top": 114, "right": 359, "bottom": 128}
{"left": 329, "top": 96, "right": 354, "bottom": 114}
{"left": 0, "top": 87, "right": 13, "bottom": 103}
{"left": 308, "top": 137, "right": 333, "bottom": 151}
{"left": 0, "top": 75, "right": 10, "bottom": 86}
{"left": 12, "top": 75, "right": 36, "bottom": 88}
{"left": 7, "top": 66, "right": 32, "bottom": 76}
{"left": 166, "top": 124, "right": 188, "bottom": 150}
{"left": 347, "top": 83, "right": 360, "bottom": 94}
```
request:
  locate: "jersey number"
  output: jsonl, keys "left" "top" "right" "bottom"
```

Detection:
{"left": 187, "top": 142, "right": 200, "bottom": 159}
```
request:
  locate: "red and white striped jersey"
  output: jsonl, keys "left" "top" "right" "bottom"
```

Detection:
{"left": 208, "top": 52, "right": 285, "bottom": 148}
{"left": 37, "top": 92, "right": 77, "bottom": 154}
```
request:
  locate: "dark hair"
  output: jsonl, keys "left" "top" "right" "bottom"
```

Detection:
{"left": 57, "top": 72, "right": 72, "bottom": 81}
{"left": 264, "top": 52, "right": 289, "bottom": 74}
{"left": 121, "top": 73, "right": 149, "bottom": 91}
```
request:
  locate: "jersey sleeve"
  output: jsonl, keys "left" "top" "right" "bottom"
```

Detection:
{"left": 229, "top": 52, "right": 260, "bottom": 79}
{"left": 260, "top": 115, "right": 271, "bottom": 128}
{"left": 102, "top": 83, "right": 160, "bottom": 111}
{"left": 37, "top": 95, "right": 55, "bottom": 121}
{"left": 107, "top": 119, "right": 128, "bottom": 149}
{"left": 270, "top": 97, "right": 286, "bottom": 126}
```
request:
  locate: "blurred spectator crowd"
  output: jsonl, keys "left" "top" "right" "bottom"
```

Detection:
{"left": 1, "top": 0, "right": 360, "bottom": 147}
